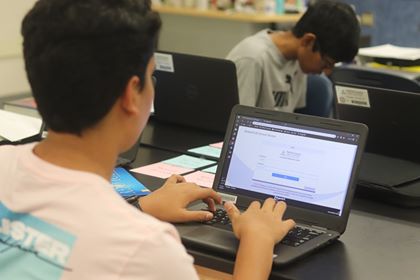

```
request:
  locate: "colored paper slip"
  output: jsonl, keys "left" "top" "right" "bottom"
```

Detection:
{"left": 131, "top": 162, "right": 193, "bottom": 179}
{"left": 163, "top": 155, "right": 216, "bottom": 169}
{"left": 202, "top": 165, "right": 218, "bottom": 174}
{"left": 184, "top": 171, "right": 215, "bottom": 188}
{"left": 188, "top": 145, "right": 222, "bottom": 158}
{"left": 210, "top": 142, "right": 223, "bottom": 149}
{"left": 111, "top": 167, "right": 150, "bottom": 198}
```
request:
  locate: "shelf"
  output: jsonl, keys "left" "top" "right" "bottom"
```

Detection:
{"left": 153, "top": 5, "right": 302, "bottom": 23}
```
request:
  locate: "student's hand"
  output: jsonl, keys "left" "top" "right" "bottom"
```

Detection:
{"left": 225, "top": 198, "right": 295, "bottom": 244}
{"left": 138, "top": 175, "right": 222, "bottom": 223}
{"left": 225, "top": 199, "right": 295, "bottom": 280}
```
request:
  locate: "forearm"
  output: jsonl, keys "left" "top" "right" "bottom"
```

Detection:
{"left": 233, "top": 234, "right": 275, "bottom": 280}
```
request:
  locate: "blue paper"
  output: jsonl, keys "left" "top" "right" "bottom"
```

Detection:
{"left": 111, "top": 167, "right": 150, "bottom": 198}
{"left": 163, "top": 155, "right": 216, "bottom": 169}
{"left": 188, "top": 145, "right": 221, "bottom": 158}
{"left": 202, "top": 165, "right": 218, "bottom": 174}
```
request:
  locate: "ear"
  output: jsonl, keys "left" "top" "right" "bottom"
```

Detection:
{"left": 120, "top": 75, "right": 142, "bottom": 115}
{"left": 300, "top": 33, "right": 317, "bottom": 49}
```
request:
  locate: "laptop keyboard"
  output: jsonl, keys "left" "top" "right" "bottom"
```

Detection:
{"left": 280, "top": 226, "right": 323, "bottom": 247}
{"left": 202, "top": 208, "right": 324, "bottom": 247}
{"left": 202, "top": 209, "right": 232, "bottom": 229}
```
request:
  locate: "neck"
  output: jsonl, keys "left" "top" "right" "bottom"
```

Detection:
{"left": 270, "top": 30, "right": 300, "bottom": 60}
{"left": 33, "top": 129, "right": 118, "bottom": 180}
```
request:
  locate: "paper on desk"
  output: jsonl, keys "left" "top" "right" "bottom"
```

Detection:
{"left": 184, "top": 171, "right": 215, "bottom": 188}
{"left": 0, "top": 109, "right": 42, "bottom": 141}
{"left": 358, "top": 44, "right": 420, "bottom": 61}
{"left": 209, "top": 142, "right": 223, "bottom": 149}
{"left": 188, "top": 145, "right": 222, "bottom": 158}
{"left": 202, "top": 165, "right": 218, "bottom": 174}
{"left": 163, "top": 155, "right": 216, "bottom": 169}
{"left": 131, "top": 162, "right": 193, "bottom": 179}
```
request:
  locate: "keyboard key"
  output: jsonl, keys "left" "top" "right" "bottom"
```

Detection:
{"left": 280, "top": 226, "right": 324, "bottom": 247}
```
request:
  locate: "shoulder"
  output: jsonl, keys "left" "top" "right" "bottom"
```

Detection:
{"left": 226, "top": 29, "right": 273, "bottom": 62}
{"left": 113, "top": 214, "right": 198, "bottom": 279}
{"left": 0, "top": 143, "right": 29, "bottom": 158}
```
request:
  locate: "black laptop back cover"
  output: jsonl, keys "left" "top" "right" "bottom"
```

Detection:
{"left": 334, "top": 83, "right": 420, "bottom": 163}
{"left": 153, "top": 51, "right": 239, "bottom": 133}
{"left": 359, "top": 153, "right": 420, "bottom": 188}
{"left": 116, "top": 134, "right": 142, "bottom": 166}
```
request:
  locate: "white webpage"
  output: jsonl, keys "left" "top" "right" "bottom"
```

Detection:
{"left": 225, "top": 125, "right": 357, "bottom": 215}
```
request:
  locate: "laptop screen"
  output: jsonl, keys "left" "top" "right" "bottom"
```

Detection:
{"left": 217, "top": 115, "right": 360, "bottom": 217}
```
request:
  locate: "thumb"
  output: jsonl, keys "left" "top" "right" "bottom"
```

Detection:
{"left": 177, "top": 210, "right": 214, "bottom": 223}
{"left": 224, "top": 201, "right": 240, "bottom": 222}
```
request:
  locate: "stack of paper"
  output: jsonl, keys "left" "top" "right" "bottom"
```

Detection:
{"left": 0, "top": 109, "right": 42, "bottom": 141}
{"left": 358, "top": 44, "right": 420, "bottom": 61}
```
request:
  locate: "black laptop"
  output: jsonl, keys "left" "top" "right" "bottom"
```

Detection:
{"left": 176, "top": 105, "right": 367, "bottom": 265}
{"left": 35, "top": 122, "right": 139, "bottom": 167}
{"left": 334, "top": 83, "right": 420, "bottom": 187}
{"left": 153, "top": 51, "right": 239, "bottom": 133}
{"left": 115, "top": 135, "right": 142, "bottom": 167}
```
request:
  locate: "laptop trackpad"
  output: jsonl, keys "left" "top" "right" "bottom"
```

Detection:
{"left": 182, "top": 226, "right": 239, "bottom": 254}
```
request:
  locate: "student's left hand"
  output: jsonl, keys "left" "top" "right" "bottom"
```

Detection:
{"left": 138, "top": 174, "right": 222, "bottom": 223}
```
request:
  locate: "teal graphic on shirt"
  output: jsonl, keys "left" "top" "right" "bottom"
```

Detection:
{"left": 0, "top": 203, "right": 76, "bottom": 279}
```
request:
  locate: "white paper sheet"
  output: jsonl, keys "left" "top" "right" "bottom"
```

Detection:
{"left": 358, "top": 44, "right": 420, "bottom": 61}
{"left": 0, "top": 109, "right": 42, "bottom": 141}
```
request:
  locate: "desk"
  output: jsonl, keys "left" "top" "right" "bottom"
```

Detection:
{"left": 153, "top": 5, "right": 301, "bottom": 58}
{"left": 132, "top": 120, "right": 420, "bottom": 280}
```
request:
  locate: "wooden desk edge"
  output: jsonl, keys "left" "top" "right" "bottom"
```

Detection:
{"left": 195, "top": 265, "right": 233, "bottom": 280}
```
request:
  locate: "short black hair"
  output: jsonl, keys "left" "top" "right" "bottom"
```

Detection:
{"left": 292, "top": 0, "right": 360, "bottom": 62}
{"left": 22, "top": 0, "right": 161, "bottom": 135}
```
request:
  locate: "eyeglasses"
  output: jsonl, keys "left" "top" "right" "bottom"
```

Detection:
{"left": 321, "top": 55, "right": 336, "bottom": 69}
{"left": 152, "top": 75, "right": 157, "bottom": 88}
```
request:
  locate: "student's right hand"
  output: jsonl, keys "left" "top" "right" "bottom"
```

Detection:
{"left": 225, "top": 198, "right": 295, "bottom": 245}
{"left": 225, "top": 199, "right": 295, "bottom": 280}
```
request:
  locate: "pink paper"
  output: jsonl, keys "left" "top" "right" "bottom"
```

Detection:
{"left": 131, "top": 162, "right": 193, "bottom": 179}
{"left": 184, "top": 171, "right": 215, "bottom": 188}
{"left": 209, "top": 142, "right": 223, "bottom": 149}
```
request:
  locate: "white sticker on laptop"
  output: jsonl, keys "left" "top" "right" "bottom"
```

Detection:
{"left": 155, "top": 52, "right": 174, "bottom": 72}
{"left": 335, "top": 85, "right": 370, "bottom": 108}
{"left": 219, "top": 192, "right": 237, "bottom": 203}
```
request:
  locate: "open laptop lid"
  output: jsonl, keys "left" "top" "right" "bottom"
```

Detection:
{"left": 214, "top": 105, "right": 367, "bottom": 233}
{"left": 334, "top": 82, "right": 420, "bottom": 163}
{"left": 153, "top": 51, "right": 239, "bottom": 133}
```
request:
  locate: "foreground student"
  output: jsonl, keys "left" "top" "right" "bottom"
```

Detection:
{"left": 226, "top": 0, "right": 360, "bottom": 112}
{"left": 0, "top": 0, "right": 295, "bottom": 279}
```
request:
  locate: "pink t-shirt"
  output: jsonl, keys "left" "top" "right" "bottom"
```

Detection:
{"left": 0, "top": 143, "right": 199, "bottom": 280}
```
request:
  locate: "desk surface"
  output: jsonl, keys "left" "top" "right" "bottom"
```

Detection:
{"left": 153, "top": 5, "right": 302, "bottom": 23}
{"left": 133, "top": 120, "right": 420, "bottom": 280}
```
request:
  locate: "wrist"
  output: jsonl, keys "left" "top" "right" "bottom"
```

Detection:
{"left": 240, "top": 230, "right": 276, "bottom": 247}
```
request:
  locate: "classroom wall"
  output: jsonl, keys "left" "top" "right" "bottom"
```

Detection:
{"left": 0, "top": 1, "right": 35, "bottom": 98}
{"left": 0, "top": 0, "right": 419, "bottom": 99}
{"left": 344, "top": 0, "right": 420, "bottom": 47}
{"left": 0, "top": 57, "right": 30, "bottom": 98}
